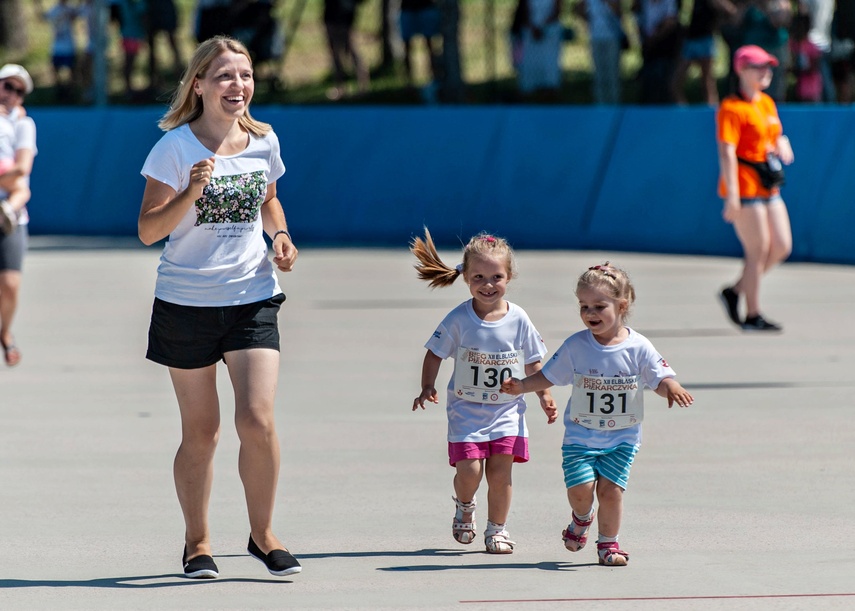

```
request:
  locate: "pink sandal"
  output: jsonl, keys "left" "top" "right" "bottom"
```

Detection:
{"left": 597, "top": 541, "right": 629, "bottom": 566}
{"left": 561, "top": 510, "right": 594, "bottom": 552}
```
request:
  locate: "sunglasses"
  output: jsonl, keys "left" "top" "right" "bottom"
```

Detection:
{"left": 746, "top": 63, "right": 773, "bottom": 71}
{"left": 2, "top": 81, "right": 26, "bottom": 96}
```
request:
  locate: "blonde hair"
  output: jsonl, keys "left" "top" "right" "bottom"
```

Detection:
{"left": 577, "top": 262, "right": 636, "bottom": 321}
{"left": 410, "top": 227, "right": 517, "bottom": 289}
{"left": 158, "top": 36, "right": 271, "bottom": 136}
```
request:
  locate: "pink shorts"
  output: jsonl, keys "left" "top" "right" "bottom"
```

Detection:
{"left": 448, "top": 436, "right": 529, "bottom": 466}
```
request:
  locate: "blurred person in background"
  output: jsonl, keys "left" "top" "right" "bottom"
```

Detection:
{"left": 34, "top": 0, "right": 82, "bottom": 101}
{"left": 831, "top": 0, "right": 855, "bottom": 102}
{"left": 399, "top": 0, "right": 441, "bottom": 98}
{"left": 513, "top": 0, "right": 564, "bottom": 100}
{"left": 633, "top": 0, "right": 683, "bottom": 104}
{"left": 716, "top": 45, "right": 793, "bottom": 332}
{"left": 324, "top": 0, "right": 370, "bottom": 100}
{"left": 575, "top": 0, "right": 625, "bottom": 104}
{"left": 800, "top": 0, "right": 836, "bottom": 102}
{"left": 672, "top": 0, "right": 738, "bottom": 105}
{"left": 147, "top": 0, "right": 184, "bottom": 88}
{"left": 0, "top": 65, "right": 37, "bottom": 367}
{"left": 738, "top": 0, "right": 792, "bottom": 101}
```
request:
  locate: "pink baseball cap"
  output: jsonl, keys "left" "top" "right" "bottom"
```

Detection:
{"left": 734, "top": 45, "right": 779, "bottom": 72}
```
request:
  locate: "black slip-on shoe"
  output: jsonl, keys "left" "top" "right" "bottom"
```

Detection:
{"left": 247, "top": 536, "right": 302, "bottom": 577}
{"left": 719, "top": 286, "right": 741, "bottom": 326}
{"left": 741, "top": 314, "right": 782, "bottom": 332}
{"left": 182, "top": 546, "right": 219, "bottom": 579}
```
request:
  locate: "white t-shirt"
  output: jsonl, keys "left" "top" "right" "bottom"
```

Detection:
{"left": 542, "top": 327, "right": 676, "bottom": 449}
{"left": 140, "top": 124, "right": 286, "bottom": 307}
{"left": 0, "top": 110, "right": 37, "bottom": 226}
{"left": 425, "top": 300, "right": 548, "bottom": 443}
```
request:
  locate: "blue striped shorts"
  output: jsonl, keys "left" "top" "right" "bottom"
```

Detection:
{"left": 561, "top": 443, "right": 639, "bottom": 490}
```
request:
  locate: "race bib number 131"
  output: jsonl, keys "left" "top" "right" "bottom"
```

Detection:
{"left": 453, "top": 348, "right": 525, "bottom": 404}
{"left": 570, "top": 374, "right": 643, "bottom": 430}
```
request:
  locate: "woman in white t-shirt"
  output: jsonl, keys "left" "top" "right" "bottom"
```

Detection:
{"left": 0, "top": 63, "right": 37, "bottom": 369}
{"left": 502, "top": 263, "right": 693, "bottom": 566}
{"left": 138, "top": 36, "right": 300, "bottom": 580}
{"left": 411, "top": 228, "right": 557, "bottom": 554}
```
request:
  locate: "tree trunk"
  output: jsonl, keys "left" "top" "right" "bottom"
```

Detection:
{"left": 0, "top": 0, "right": 27, "bottom": 51}
{"left": 436, "top": 0, "right": 464, "bottom": 103}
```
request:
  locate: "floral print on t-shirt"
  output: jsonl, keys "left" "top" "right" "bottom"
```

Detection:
{"left": 194, "top": 170, "right": 266, "bottom": 225}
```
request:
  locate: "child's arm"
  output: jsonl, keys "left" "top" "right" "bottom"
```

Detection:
{"left": 655, "top": 377, "right": 694, "bottom": 408}
{"left": 524, "top": 361, "right": 557, "bottom": 424}
{"left": 412, "top": 350, "right": 443, "bottom": 411}
{"left": 500, "top": 370, "right": 554, "bottom": 397}
{"left": 0, "top": 146, "right": 35, "bottom": 191}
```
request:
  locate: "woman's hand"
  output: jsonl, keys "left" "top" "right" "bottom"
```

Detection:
{"left": 188, "top": 157, "right": 215, "bottom": 198}
{"left": 722, "top": 193, "right": 741, "bottom": 224}
{"left": 776, "top": 136, "right": 794, "bottom": 165}
{"left": 272, "top": 233, "right": 298, "bottom": 272}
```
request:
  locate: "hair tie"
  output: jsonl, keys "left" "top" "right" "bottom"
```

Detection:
{"left": 479, "top": 235, "right": 496, "bottom": 243}
{"left": 589, "top": 264, "right": 616, "bottom": 279}
{"left": 455, "top": 263, "right": 463, "bottom": 274}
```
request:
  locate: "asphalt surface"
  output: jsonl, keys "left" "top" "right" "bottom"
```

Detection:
{"left": 2, "top": 239, "right": 854, "bottom": 610}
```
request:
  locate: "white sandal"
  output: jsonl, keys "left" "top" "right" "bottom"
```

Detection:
{"left": 452, "top": 496, "right": 476, "bottom": 544}
{"left": 484, "top": 529, "right": 515, "bottom": 554}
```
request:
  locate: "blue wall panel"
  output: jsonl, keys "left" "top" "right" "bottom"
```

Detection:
{"left": 25, "top": 106, "right": 855, "bottom": 264}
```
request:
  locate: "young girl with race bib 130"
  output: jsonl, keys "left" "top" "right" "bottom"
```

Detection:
{"left": 411, "top": 228, "right": 557, "bottom": 554}
{"left": 501, "top": 262, "right": 693, "bottom": 566}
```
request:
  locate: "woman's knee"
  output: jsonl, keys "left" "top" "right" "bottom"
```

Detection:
{"left": 235, "top": 407, "right": 276, "bottom": 440}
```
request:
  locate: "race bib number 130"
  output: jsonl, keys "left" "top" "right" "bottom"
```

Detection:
{"left": 570, "top": 374, "right": 643, "bottom": 430}
{"left": 453, "top": 348, "right": 525, "bottom": 404}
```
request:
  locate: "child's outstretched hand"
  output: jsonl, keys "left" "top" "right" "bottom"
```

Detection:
{"left": 658, "top": 378, "right": 694, "bottom": 408}
{"left": 539, "top": 393, "right": 558, "bottom": 424}
{"left": 500, "top": 377, "right": 523, "bottom": 396}
{"left": 413, "top": 386, "right": 439, "bottom": 411}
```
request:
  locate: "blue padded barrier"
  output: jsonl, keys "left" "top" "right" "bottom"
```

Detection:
{"left": 24, "top": 105, "right": 855, "bottom": 264}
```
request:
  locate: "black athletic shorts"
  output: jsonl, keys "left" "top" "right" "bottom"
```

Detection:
{"left": 146, "top": 293, "right": 286, "bottom": 369}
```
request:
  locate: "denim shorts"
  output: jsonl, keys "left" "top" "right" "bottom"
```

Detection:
{"left": 400, "top": 7, "right": 440, "bottom": 41}
{"left": 146, "top": 293, "right": 285, "bottom": 369}
{"left": 741, "top": 194, "right": 784, "bottom": 206}
{"left": 681, "top": 36, "right": 715, "bottom": 61}
{"left": 561, "top": 443, "right": 639, "bottom": 490}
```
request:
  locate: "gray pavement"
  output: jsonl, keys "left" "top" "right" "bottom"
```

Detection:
{"left": 2, "top": 240, "right": 855, "bottom": 610}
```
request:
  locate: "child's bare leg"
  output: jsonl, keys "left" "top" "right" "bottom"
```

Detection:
{"left": 563, "top": 481, "right": 596, "bottom": 551}
{"left": 567, "top": 481, "right": 596, "bottom": 516}
{"left": 484, "top": 454, "right": 514, "bottom": 525}
{"left": 453, "top": 458, "right": 482, "bottom": 505}
{"left": 594, "top": 478, "right": 623, "bottom": 537}
{"left": 452, "top": 459, "right": 482, "bottom": 543}
{"left": 595, "top": 478, "right": 629, "bottom": 565}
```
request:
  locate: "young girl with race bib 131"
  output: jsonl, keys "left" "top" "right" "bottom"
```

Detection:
{"left": 411, "top": 228, "right": 557, "bottom": 554}
{"left": 501, "top": 262, "right": 693, "bottom": 566}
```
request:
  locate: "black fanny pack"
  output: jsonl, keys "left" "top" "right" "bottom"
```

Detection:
{"left": 738, "top": 154, "right": 785, "bottom": 189}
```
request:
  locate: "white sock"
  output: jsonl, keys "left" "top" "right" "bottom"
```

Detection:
{"left": 597, "top": 533, "right": 618, "bottom": 544}
{"left": 573, "top": 508, "right": 594, "bottom": 523}
{"left": 485, "top": 520, "right": 506, "bottom": 536}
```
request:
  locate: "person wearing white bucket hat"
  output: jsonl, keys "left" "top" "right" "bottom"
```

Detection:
{"left": 0, "top": 63, "right": 37, "bottom": 367}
